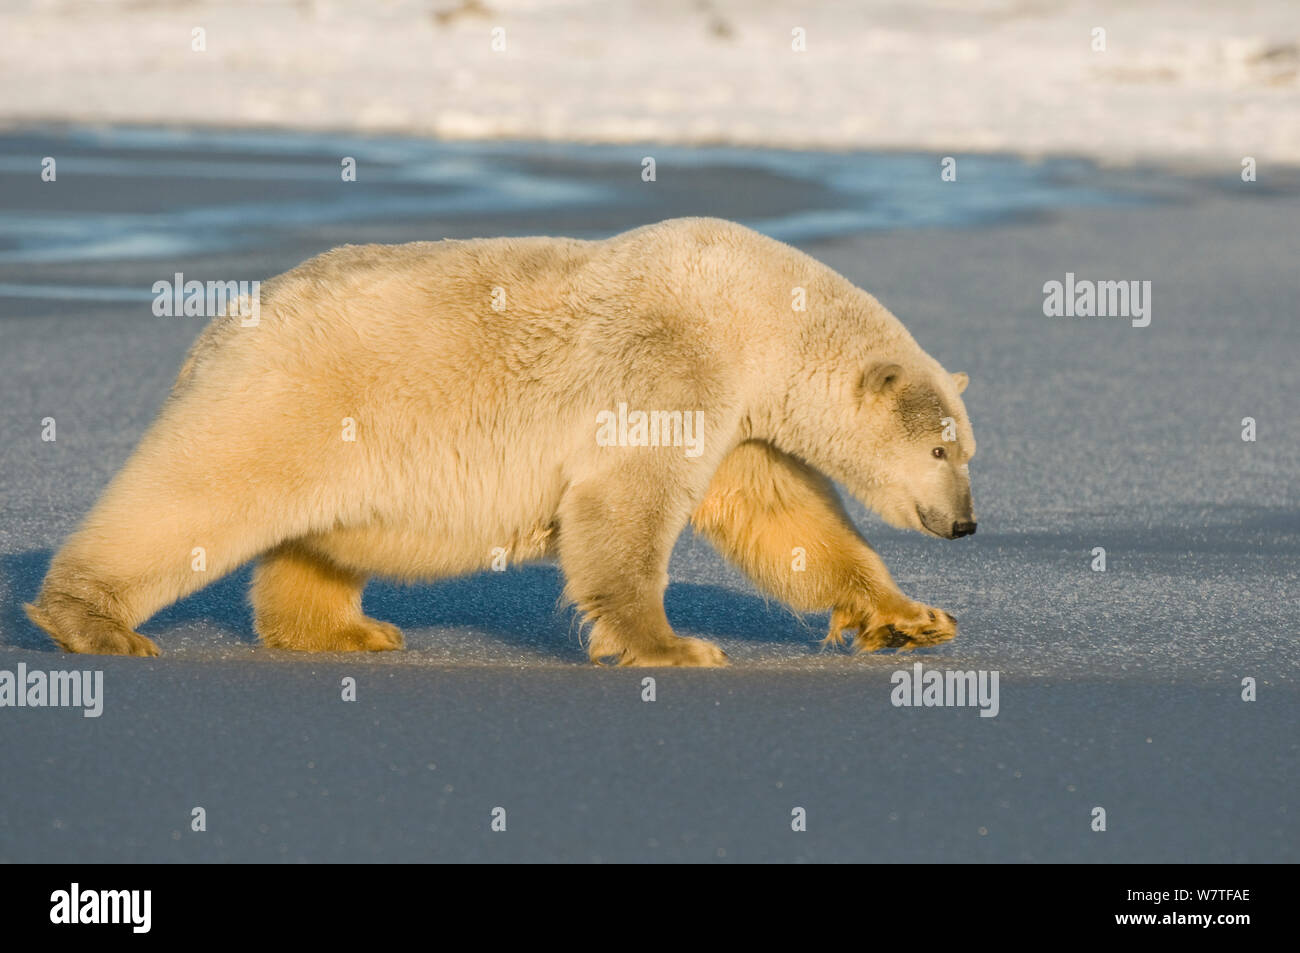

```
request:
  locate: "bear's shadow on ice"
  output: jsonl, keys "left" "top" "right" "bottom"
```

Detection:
{"left": 364, "top": 565, "right": 818, "bottom": 655}
{"left": 1, "top": 551, "right": 816, "bottom": 656}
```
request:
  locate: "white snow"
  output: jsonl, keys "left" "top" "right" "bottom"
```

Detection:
{"left": 1, "top": 0, "right": 1297, "bottom": 166}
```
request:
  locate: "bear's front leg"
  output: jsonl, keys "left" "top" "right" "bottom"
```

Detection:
{"left": 691, "top": 440, "right": 958, "bottom": 653}
{"left": 556, "top": 467, "right": 728, "bottom": 667}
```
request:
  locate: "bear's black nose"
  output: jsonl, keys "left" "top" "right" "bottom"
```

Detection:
{"left": 952, "top": 521, "right": 977, "bottom": 538}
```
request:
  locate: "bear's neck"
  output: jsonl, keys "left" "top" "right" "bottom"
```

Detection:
{"left": 703, "top": 250, "right": 923, "bottom": 453}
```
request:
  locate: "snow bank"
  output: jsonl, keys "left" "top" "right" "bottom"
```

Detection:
{"left": 1, "top": 0, "right": 1297, "bottom": 165}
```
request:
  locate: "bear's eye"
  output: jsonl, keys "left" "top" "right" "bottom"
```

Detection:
{"left": 932, "top": 447, "right": 946, "bottom": 459}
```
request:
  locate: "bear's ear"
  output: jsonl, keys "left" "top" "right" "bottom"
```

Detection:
{"left": 952, "top": 372, "right": 969, "bottom": 394}
{"left": 858, "top": 362, "right": 904, "bottom": 398}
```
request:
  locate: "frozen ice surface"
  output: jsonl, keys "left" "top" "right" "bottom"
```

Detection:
{"left": 0, "top": 128, "right": 1295, "bottom": 861}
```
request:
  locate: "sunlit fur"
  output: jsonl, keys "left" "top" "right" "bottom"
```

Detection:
{"left": 26, "top": 218, "right": 975, "bottom": 665}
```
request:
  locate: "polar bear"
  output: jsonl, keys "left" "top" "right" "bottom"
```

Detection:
{"left": 25, "top": 217, "right": 977, "bottom": 666}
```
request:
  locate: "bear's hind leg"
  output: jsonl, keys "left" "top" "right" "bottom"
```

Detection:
{"left": 250, "top": 542, "right": 403, "bottom": 652}
{"left": 27, "top": 438, "right": 304, "bottom": 656}
{"left": 24, "top": 587, "right": 161, "bottom": 657}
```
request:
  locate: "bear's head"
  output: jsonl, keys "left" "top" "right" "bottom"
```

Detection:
{"left": 779, "top": 355, "right": 978, "bottom": 540}
{"left": 855, "top": 361, "right": 977, "bottom": 538}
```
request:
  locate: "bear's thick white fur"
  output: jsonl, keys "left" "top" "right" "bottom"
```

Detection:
{"left": 26, "top": 217, "right": 977, "bottom": 665}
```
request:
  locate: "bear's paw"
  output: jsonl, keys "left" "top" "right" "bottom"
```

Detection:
{"left": 827, "top": 602, "right": 958, "bottom": 653}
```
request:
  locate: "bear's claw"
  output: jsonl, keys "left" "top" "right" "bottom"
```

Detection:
{"left": 827, "top": 602, "right": 958, "bottom": 653}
